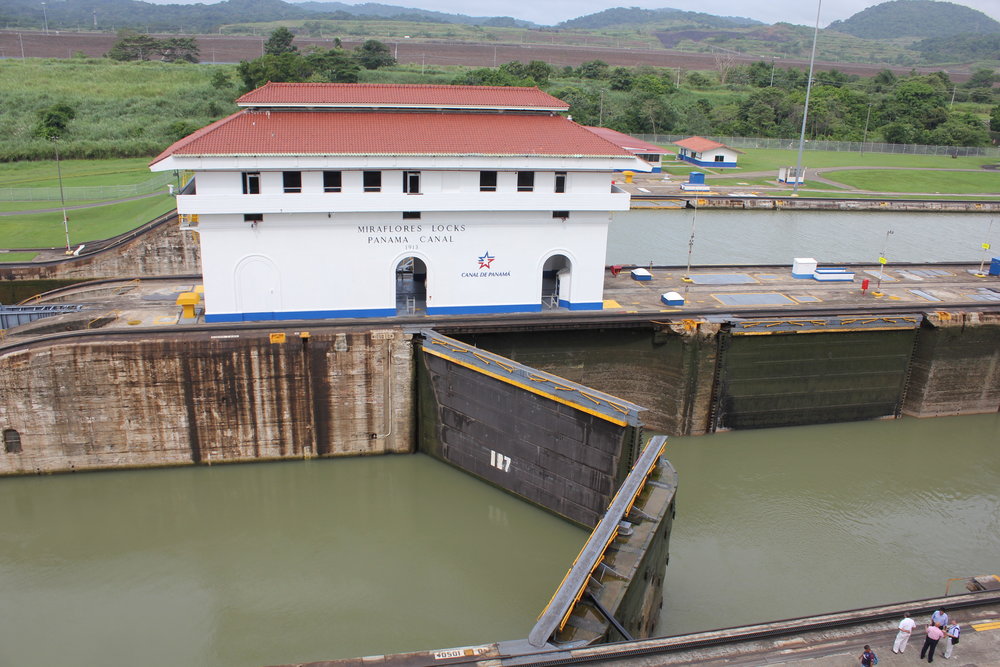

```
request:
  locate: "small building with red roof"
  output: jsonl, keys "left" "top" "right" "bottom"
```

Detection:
{"left": 151, "top": 83, "right": 648, "bottom": 322}
{"left": 581, "top": 127, "right": 672, "bottom": 172}
{"left": 673, "top": 136, "right": 742, "bottom": 168}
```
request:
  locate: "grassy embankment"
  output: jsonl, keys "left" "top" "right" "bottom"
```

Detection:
{"left": 0, "top": 58, "right": 240, "bottom": 162}
{"left": 0, "top": 157, "right": 176, "bottom": 255}
{"left": 658, "top": 149, "right": 999, "bottom": 196}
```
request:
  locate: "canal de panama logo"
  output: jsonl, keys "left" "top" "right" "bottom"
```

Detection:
{"left": 462, "top": 250, "right": 510, "bottom": 278}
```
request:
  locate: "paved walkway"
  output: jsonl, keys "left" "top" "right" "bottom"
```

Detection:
{"left": 620, "top": 168, "right": 1000, "bottom": 199}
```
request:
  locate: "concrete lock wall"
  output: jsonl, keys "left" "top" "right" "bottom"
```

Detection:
{"left": 903, "top": 311, "right": 1000, "bottom": 417}
{"left": 0, "top": 214, "right": 201, "bottom": 284}
{"left": 455, "top": 315, "right": 999, "bottom": 437}
{"left": 0, "top": 328, "right": 414, "bottom": 475}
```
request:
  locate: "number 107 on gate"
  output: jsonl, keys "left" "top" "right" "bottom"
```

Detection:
{"left": 490, "top": 450, "right": 511, "bottom": 472}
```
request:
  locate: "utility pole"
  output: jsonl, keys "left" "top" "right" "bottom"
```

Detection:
{"left": 792, "top": 0, "right": 822, "bottom": 196}
{"left": 41, "top": 2, "right": 49, "bottom": 35}
{"left": 861, "top": 103, "right": 873, "bottom": 157}
{"left": 53, "top": 139, "right": 71, "bottom": 254}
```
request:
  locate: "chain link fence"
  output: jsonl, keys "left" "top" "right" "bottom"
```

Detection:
{"left": 636, "top": 134, "right": 1000, "bottom": 158}
{"left": 0, "top": 172, "right": 176, "bottom": 203}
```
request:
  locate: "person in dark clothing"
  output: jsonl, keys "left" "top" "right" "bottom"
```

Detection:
{"left": 860, "top": 644, "right": 878, "bottom": 666}
{"left": 920, "top": 623, "right": 945, "bottom": 662}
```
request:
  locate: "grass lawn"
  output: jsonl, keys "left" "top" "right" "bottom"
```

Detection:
{"left": 730, "top": 148, "right": 996, "bottom": 173}
{"left": 784, "top": 191, "right": 1000, "bottom": 200}
{"left": 734, "top": 178, "right": 845, "bottom": 191}
{"left": 0, "top": 200, "right": 107, "bottom": 213}
{"left": 0, "top": 194, "right": 175, "bottom": 249}
{"left": 0, "top": 158, "right": 162, "bottom": 188}
{"left": 819, "top": 169, "right": 1000, "bottom": 194}
{"left": 0, "top": 251, "right": 39, "bottom": 263}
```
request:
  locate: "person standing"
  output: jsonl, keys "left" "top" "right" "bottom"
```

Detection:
{"left": 860, "top": 644, "right": 878, "bottom": 666}
{"left": 931, "top": 608, "right": 949, "bottom": 627}
{"left": 894, "top": 612, "right": 917, "bottom": 653}
{"left": 943, "top": 620, "right": 960, "bottom": 659}
{"left": 920, "top": 622, "right": 945, "bottom": 662}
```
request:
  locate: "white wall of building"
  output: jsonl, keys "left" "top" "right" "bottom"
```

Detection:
{"left": 197, "top": 210, "right": 610, "bottom": 321}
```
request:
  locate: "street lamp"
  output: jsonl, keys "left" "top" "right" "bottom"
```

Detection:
{"left": 875, "top": 228, "right": 894, "bottom": 292}
{"left": 976, "top": 218, "right": 994, "bottom": 277}
{"left": 792, "top": 0, "right": 822, "bottom": 196}
{"left": 683, "top": 199, "right": 698, "bottom": 285}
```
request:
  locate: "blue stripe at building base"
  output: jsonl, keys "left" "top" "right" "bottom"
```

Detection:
{"left": 561, "top": 300, "right": 603, "bottom": 311}
{"left": 427, "top": 303, "right": 542, "bottom": 315}
{"left": 205, "top": 307, "right": 397, "bottom": 323}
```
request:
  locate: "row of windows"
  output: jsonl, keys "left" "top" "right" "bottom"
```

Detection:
{"left": 243, "top": 211, "right": 572, "bottom": 223}
{"left": 241, "top": 171, "right": 569, "bottom": 195}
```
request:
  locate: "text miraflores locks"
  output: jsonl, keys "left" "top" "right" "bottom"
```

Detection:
{"left": 357, "top": 224, "right": 467, "bottom": 245}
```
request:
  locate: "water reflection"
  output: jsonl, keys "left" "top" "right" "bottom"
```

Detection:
{"left": 610, "top": 209, "right": 994, "bottom": 266}
{"left": 0, "top": 455, "right": 585, "bottom": 667}
{"left": 658, "top": 413, "right": 1000, "bottom": 636}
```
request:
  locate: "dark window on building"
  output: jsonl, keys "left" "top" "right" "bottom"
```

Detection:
{"left": 402, "top": 211, "right": 421, "bottom": 219}
{"left": 480, "top": 171, "right": 497, "bottom": 192}
{"left": 553, "top": 211, "right": 570, "bottom": 219}
{"left": 3, "top": 429, "right": 22, "bottom": 454}
{"left": 403, "top": 171, "right": 420, "bottom": 194}
{"left": 517, "top": 171, "right": 534, "bottom": 192}
{"left": 714, "top": 155, "right": 725, "bottom": 162}
{"left": 323, "top": 171, "right": 342, "bottom": 193}
{"left": 244, "top": 213, "right": 263, "bottom": 223}
{"left": 242, "top": 172, "right": 260, "bottom": 195}
{"left": 282, "top": 171, "right": 302, "bottom": 193}
{"left": 363, "top": 171, "right": 381, "bottom": 192}
{"left": 554, "top": 171, "right": 567, "bottom": 193}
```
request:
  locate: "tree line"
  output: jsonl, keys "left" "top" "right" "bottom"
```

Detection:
{"left": 441, "top": 56, "right": 997, "bottom": 147}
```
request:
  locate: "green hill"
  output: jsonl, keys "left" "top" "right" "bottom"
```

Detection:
{"left": 557, "top": 7, "right": 761, "bottom": 30}
{"left": 827, "top": 0, "right": 1000, "bottom": 39}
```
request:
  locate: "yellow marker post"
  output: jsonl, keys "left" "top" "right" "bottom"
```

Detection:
{"left": 175, "top": 292, "right": 199, "bottom": 319}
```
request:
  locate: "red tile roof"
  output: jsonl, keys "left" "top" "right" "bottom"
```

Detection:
{"left": 236, "top": 82, "right": 569, "bottom": 111}
{"left": 582, "top": 126, "right": 672, "bottom": 154}
{"left": 673, "top": 136, "right": 742, "bottom": 153}
{"left": 151, "top": 110, "right": 633, "bottom": 164}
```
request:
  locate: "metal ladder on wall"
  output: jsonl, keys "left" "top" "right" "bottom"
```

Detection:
{"left": 705, "top": 326, "right": 732, "bottom": 433}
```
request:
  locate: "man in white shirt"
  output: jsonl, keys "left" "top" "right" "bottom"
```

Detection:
{"left": 894, "top": 612, "right": 917, "bottom": 653}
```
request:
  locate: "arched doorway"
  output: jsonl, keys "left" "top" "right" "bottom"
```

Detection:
{"left": 395, "top": 256, "right": 427, "bottom": 314}
{"left": 234, "top": 255, "right": 281, "bottom": 319}
{"left": 541, "top": 254, "right": 571, "bottom": 309}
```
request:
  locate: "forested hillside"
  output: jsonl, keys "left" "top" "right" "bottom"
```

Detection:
{"left": 827, "top": 0, "right": 1000, "bottom": 38}
{"left": 557, "top": 7, "right": 760, "bottom": 30}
